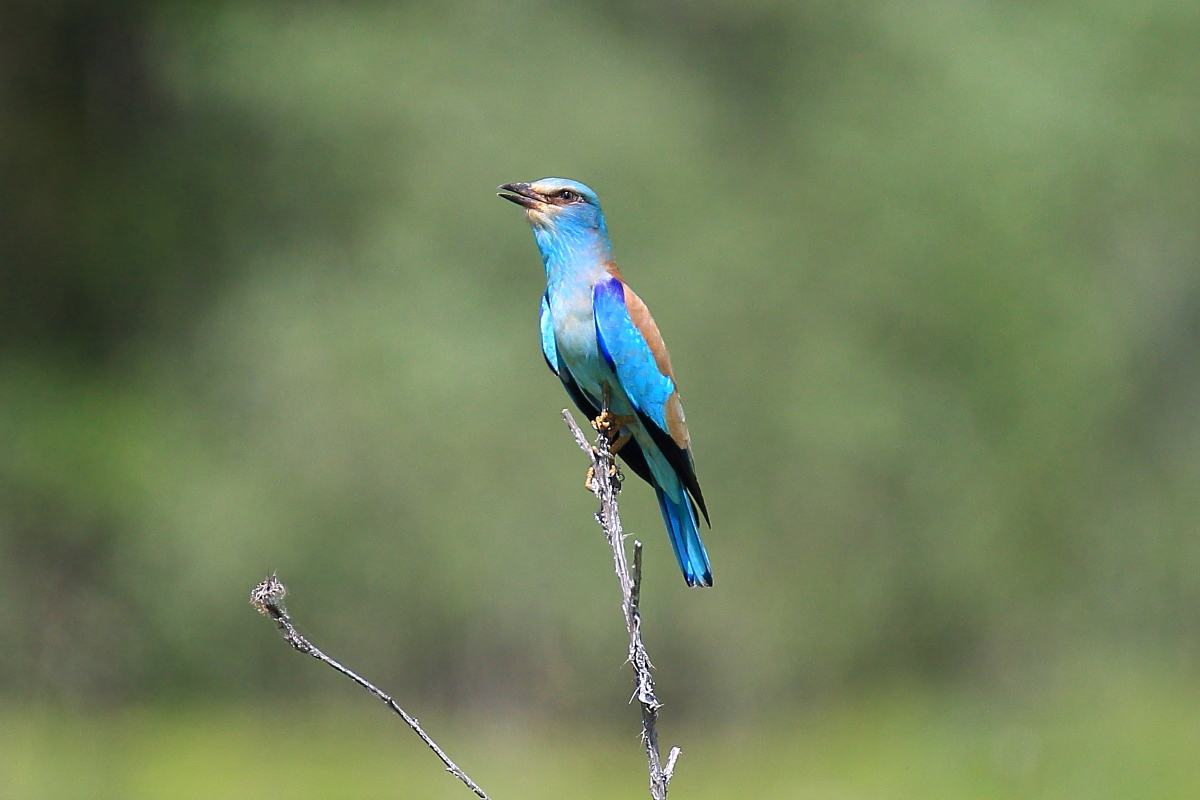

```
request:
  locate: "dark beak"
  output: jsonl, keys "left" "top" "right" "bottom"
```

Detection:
{"left": 498, "top": 182, "right": 542, "bottom": 209}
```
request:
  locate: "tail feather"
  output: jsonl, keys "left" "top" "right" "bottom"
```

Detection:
{"left": 655, "top": 486, "right": 712, "bottom": 587}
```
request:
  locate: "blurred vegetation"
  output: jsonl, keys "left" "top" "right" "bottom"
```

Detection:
{"left": 1, "top": 0, "right": 1200, "bottom": 741}
{"left": 6, "top": 667, "right": 1200, "bottom": 799}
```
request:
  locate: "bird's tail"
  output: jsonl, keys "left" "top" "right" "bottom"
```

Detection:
{"left": 655, "top": 486, "right": 712, "bottom": 587}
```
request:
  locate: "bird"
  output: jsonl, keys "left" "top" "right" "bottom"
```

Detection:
{"left": 498, "top": 178, "right": 712, "bottom": 587}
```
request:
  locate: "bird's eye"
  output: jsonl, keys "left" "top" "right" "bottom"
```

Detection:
{"left": 557, "top": 190, "right": 579, "bottom": 203}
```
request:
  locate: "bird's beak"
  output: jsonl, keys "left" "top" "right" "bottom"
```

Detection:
{"left": 498, "top": 183, "right": 544, "bottom": 209}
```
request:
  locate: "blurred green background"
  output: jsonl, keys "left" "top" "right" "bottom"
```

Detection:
{"left": 3, "top": 0, "right": 1200, "bottom": 796}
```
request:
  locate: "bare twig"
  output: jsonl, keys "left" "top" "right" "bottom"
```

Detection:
{"left": 250, "top": 574, "right": 492, "bottom": 800}
{"left": 563, "top": 409, "right": 681, "bottom": 800}
{"left": 249, "top": 410, "right": 680, "bottom": 800}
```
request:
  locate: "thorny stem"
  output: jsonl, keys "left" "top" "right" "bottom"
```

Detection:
{"left": 563, "top": 409, "right": 681, "bottom": 800}
{"left": 250, "top": 575, "right": 492, "bottom": 800}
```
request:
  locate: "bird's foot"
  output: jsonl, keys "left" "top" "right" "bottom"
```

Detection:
{"left": 587, "top": 412, "right": 632, "bottom": 491}
{"left": 591, "top": 410, "right": 634, "bottom": 434}
{"left": 585, "top": 461, "right": 623, "bottom": 493}
{"left": 592, "top": 411, "right": 636, "bottom": 442}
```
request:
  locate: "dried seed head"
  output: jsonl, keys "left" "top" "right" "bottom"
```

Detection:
{"left": 250, "top": 572, "right": 287, "bottom": 617}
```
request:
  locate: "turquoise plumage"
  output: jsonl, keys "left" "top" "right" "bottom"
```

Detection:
{"left": 500, "top": 178, "right": 712, "bottom": 587}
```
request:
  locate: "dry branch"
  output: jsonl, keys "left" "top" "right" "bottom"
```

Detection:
{"left": 249, "top": 574, "right": 492, "bottom": 800}
{"left": 563, "top": 409, "right": 681, "bottom": 800}
{"left": 248, "top": 408, "right": 683, "bottom": 800}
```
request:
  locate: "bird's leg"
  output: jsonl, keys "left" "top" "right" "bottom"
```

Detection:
{"left": 591, "top": 413, "right": 635, "bottom": 481}
{"left": 589, "top": 388, "right": 634, "bottom": 485}
{"left": 592, "top": 412, "right": 636, "bottom": 473}
{"left": 606, "top": 430, "right": 633, "bottom": 482}
{"left": 610, "top": 429, "right": 632, "bottom": 455}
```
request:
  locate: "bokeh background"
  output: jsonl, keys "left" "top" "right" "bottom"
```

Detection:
{"left": 3, "top": 0, "right": 1200, "bottom": 797}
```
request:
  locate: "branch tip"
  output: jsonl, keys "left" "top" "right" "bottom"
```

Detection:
{"left": 250, "top": 572, "right": 288, "bottom": 620}
{"left": 664, "top": 747, "right": 681, "bottom": 781}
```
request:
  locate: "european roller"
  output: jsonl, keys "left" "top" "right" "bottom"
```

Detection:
{"left": 499, "top": 178, "right": 712, "bottom": 587}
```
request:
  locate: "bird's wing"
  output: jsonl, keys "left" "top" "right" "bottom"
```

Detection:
{"left": 592, "top": 277, "right": 709, "bottom": 523}
{"left": 540, "top": 293, "right": 561, "bottom": 375}
{"left": 542, "top": 291, "right": 596, "bottom": 413}
{"left": 542, "top": 291, "right": 656, "bottom": 487}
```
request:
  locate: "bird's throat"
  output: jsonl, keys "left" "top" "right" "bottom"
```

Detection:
{"left": 534, "top": 221, "right": 614, "bottom": 291}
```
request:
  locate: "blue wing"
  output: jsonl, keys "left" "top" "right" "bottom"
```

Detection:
{"left": 541, "top": 291, "right": 656, "bottom": 488}
{"left": 591, "top": 279, "right": 677, "bottom": 431}
{"left": 540, "top": 293, "right": 559, "bottom": 374}
{"left": 592, "top": 277, "right": 708, "bottom": 523}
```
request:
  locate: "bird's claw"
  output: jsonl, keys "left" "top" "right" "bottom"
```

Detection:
{"left": 592, "top": 411, "right": 636, "bottom": 452}
{"left": 591, "top": 410, "right": 632, "bottom": 434}
{"left": 585, "top": 459, "right": 623, "bottom": 492}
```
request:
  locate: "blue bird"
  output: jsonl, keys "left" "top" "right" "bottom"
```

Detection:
{"left": 499, "top": 178, "right": 712, "bottom": 587}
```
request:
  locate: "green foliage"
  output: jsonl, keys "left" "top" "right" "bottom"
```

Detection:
{"left": 1, "top": 0, "right": 1200, "bottom": 718}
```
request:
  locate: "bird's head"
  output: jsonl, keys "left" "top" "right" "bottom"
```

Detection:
{"left": 498, "top": 178, "right": 605, "bottom": 233}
